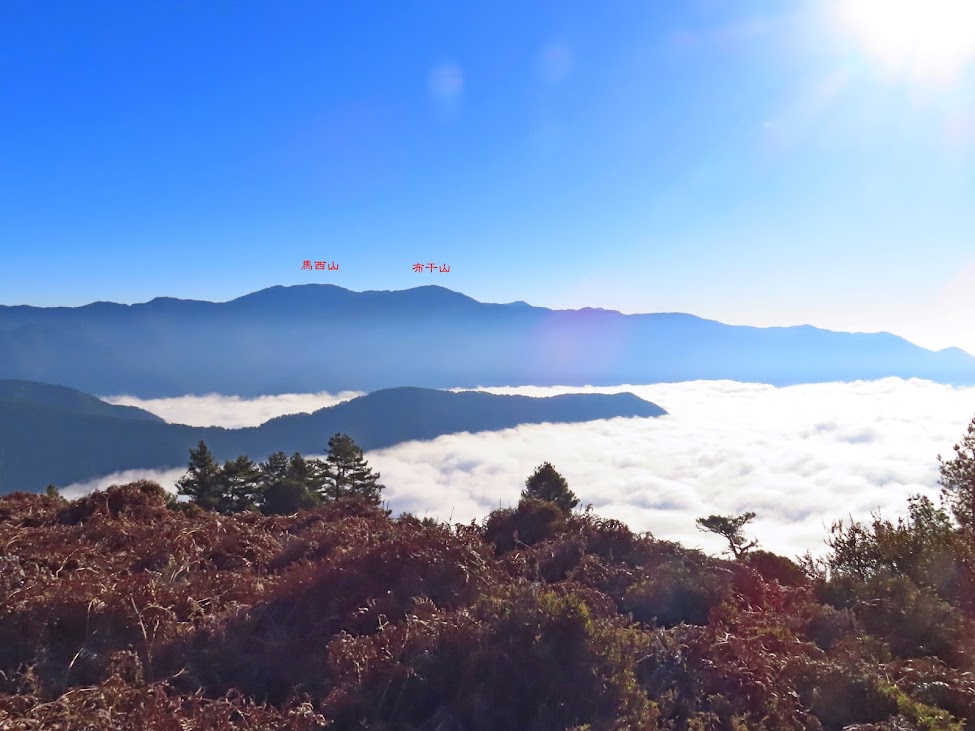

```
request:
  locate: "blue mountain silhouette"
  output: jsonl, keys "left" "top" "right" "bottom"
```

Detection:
{"left": 0, "top": 284, "right": 972, "bottom": 397}
{"left": 0, "top": 381, "right": 665, "bottom": 493}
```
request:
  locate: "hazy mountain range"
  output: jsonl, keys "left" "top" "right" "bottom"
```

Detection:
{"left": 0, "top": 380, "right": 665, "bottom": 493}
{"left": 1, "top": 285, "right": 973, "bottom": 397}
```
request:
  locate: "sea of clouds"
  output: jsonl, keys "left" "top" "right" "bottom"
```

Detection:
{"left": 72, "top": 378, "right": 975, "bottom": 559}
{"left": 102, "top": 390, "right": 364, "bottom": 427}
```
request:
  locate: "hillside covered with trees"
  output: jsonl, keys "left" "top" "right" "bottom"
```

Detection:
{"left": 171, "top": 433, "right": 387, "bottom": 516}
{"left": 4, "top": 420, "right": 975, "bottom": 729}
{"left": 0, "top": 381, "right": 665, "bottom": 492}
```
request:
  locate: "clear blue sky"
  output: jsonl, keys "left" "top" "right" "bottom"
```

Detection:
{"left": 2, "top": 1, "right": 974, "bottom": 351}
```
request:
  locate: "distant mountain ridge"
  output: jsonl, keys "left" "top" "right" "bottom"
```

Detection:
{"left": 0, "top": 381, "right": 666, "bottom": 493}
{"left": 0, "top": 284, "right": 973, "bottom": 397}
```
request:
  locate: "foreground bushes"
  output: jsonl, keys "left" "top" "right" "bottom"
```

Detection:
{"left": 2, "top": 483, "right": 975, "bottom": 729}
{"left": 324, "top": 586, "right": 657, "bottom": 730}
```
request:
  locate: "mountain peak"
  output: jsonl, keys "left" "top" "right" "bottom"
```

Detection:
{"left": 937, "top": 345, "right": 975, "bottom": 359}
{"left": 367, "top": 285, "right": 480, "bottom": 305}
{"left": 228, "top": 283, "right": 348, "bottom": 302}
{"left": 224, "top": 284, "right": 480, "bottom": 313}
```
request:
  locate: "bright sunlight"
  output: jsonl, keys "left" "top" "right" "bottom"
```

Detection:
{"left": 840, "top": 0, "right": 975, "bottom": 80}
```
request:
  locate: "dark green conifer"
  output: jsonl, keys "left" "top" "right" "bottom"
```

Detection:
{"left": 321, "top": 433, "right": 384, "bottom": 504}
{"left": 261, "top": 451, "right": 290, "bottom": 483}
{"left": 176, "top": 441, "right": 223, "bottom": 511}
{"left": 258, "top": 451, "right": 321, "bottom": 515}
{"left": 522, "top": 462, "right": 579, "bottom": 514}
{"left": 218, "top": 455, "right": 262, "bottom": 513}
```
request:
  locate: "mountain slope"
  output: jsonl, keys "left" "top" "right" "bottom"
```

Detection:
{"left": 0, "top": 383, "right": 666, "bottom": 493}
{"left": 0, "top": 285, "right": 973, "bottom": 396}
{"left": 0, "top": 379, "right": 163, "bottom": 423}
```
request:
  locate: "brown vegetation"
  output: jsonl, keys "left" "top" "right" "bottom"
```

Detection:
{"left": 3, "top": 459, "right": 975, "bottom": 728}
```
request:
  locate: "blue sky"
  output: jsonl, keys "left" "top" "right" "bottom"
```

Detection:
{"left": 2, "top": 1, "right": 974, "bottom": 351}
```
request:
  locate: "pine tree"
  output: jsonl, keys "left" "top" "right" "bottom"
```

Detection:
{"left": 522, "top": 462, "right": 579, "bottom": 514}
{"left": 287, "top": 452, "right": 320, "bottom": 489}
{"left": 696, "top": 512, "right": 759, "bottom": 559}
{"left": 321, "top": 433, "right": 384, "bottom": 504}
{"left": 217, "top": 455, "right": 262, "bottom": 513}
{"left": 258, "top": 452, "right": 322, "bottom": 515}
{"left": 176, "top": 441, "right": 223, "bottom": 511}
{"left": 261, "top": 451, "right": 290, "bottom": 484}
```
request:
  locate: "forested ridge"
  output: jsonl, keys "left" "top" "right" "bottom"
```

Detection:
{"left": 3, "top": 284, "right": 974, "bottom": 398}
{"left": 3, "top": 419, "right": 975, "bottom": 730}
{"left": 0, "top": 383, "right": 665, "bottom": 492}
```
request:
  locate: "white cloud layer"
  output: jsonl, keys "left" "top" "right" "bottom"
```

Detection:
{"left": 68, "top": 379, "right": 975, "bottom": 559}
{"left": 100, "top": 390, "right": 364, "bottom": 427}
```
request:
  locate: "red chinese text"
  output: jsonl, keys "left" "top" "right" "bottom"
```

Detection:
{"left": 413, "top": 262, "right": 450, "bottom": 272}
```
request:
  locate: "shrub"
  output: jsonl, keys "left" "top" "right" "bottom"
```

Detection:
{"left": 798, "top": 666, "right": 898, "bottom": 729}
{"left": 5, "top": 480, "right": 975, "bottom": 729}
{"left": 823, "top": 573, "right": 972, "bottom": 666}
{"left": 482, "top": 498, "right": 567, "bottom": 554}
{"left": 891, "top": 658, "right": 975, "bottom": 727}
{"left": 745, "top": 549, "right": 807, "bottom": 586}
{"left": 623, "top": 558, "right": 731, "bottom": 627}
{"left": 805, "top": 604, "right": 859, "bottom": 651}
{"left": 324, "top": 586, "right": 658, "bottom": 730}
{"left": 181, "top": 516, "right": 496, "bottom": 704}
{"left": 58, "top": 481, "right": 171, "bottom": 525}
{"left": 0, "top": 491, "right": 61, "bottom": 526}
{"left": 568, "top": 512, "right": 648, "bottom": 566}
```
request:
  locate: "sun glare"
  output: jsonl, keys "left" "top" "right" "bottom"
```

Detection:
{"left": 840, "top": 0, "right": 975, "bottom": 80}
